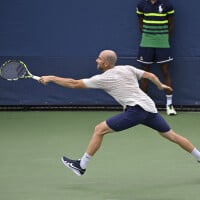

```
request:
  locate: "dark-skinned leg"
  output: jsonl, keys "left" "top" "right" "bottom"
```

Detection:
{"left": 140, "top": 64, "right": 151, "bottom": 93}
{"left": 160, "top": 62, "right": 172, "bottom": 95}
{"left": 160, "top": 62, "right": 177, "bottom": 115}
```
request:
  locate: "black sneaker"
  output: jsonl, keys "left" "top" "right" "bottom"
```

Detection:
{"left": 61, "top": 156, "right": 86, "bottom": 176}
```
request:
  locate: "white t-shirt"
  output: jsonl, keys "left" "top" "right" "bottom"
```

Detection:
{"left": 82, "top": 65, "right": 157, "bottom": 113}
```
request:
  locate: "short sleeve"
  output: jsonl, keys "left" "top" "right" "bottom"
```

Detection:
{"left": 136, "top": 0, "right": 144, "bottom": 16}
{"left": 82, "top": 75, "right": 103, "bottom": 89}
{"left": 129, "top": 66, "right": 144, "bottom": 80}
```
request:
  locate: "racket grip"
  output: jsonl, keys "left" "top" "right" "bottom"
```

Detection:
{"left": 32, "top": 75, "right": 40, "bottom": 81}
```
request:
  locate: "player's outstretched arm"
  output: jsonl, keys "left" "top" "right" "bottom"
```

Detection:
{"left": 39, "top": 76, "right": 86, "bottom": 89}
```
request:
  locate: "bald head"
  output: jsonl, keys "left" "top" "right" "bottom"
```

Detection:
{"left": 96, "top": 50, "right": 118, "bottom": 71}
{"left": 100, "top": 50, "right": 117, "bottom": 67}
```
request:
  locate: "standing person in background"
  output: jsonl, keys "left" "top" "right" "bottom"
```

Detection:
{"left": 136, "top": 0, "right": 176, "bottom": 115}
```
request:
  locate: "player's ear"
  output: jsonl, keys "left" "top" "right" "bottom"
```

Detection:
{"left": 104, "top": 60, "right": 109, "bottom": 67}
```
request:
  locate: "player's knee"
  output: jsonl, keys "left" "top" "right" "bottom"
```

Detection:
{"left": 166, "top": 132, "right": 181, "bottom": 143}
{"left": 94, "top": 122, "right": 110, "bottom": 136}
{"left": 93, "top": 124, "right": 104, "bottom": 136}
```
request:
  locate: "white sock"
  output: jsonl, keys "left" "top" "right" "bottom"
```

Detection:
{"left": 80, "top": 153, "right": 92, "bottom": 169}
{"left": 166, "top": 95, "right": 172, "bottom": 106}
{"left": 191, "top": 148, "right": 200, "bottom": 161}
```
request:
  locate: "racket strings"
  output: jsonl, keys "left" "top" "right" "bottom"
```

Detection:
{"left": 16, "top": 64, "right": 26, "bottom": 77}
{"left": 1, "top": 61, "right": 26, "bottom": 80}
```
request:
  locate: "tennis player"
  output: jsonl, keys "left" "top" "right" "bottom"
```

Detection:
{"left": 39, "top": 50, "right": 200, "bottom": 176}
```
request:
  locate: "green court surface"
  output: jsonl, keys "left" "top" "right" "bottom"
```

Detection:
{"left": 0, "top": 111, "right": 200, "bottom": 200}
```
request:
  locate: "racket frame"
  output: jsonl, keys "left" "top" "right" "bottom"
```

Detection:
{"left": 0, "top": 60, "right": 40, "bottom": 81}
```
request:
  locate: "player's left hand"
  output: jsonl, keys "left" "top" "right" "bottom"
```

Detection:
{"left": 158, "top": 84, "right": 173, "bottom": 92}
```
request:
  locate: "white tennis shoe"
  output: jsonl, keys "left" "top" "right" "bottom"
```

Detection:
{"left": 166, "top": 104, "right": 177, "bottom": 116}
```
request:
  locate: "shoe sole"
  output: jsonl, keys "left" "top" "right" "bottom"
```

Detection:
{"left": 167, "top": 111, "right": 177, "bottom": 116}
{"left": 168, "top": 113, "right": 176, "bottom": 116}
{"left": 61, "top": 157, "right": 82, "bottom": 176}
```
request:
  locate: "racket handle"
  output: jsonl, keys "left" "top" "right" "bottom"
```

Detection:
{"left": 32, "top": 75, "right": 40, "bottom": 81}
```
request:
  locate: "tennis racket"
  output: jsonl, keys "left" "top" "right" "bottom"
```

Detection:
{"left": 0, "top": 60, "right": 40, "bottom": 81}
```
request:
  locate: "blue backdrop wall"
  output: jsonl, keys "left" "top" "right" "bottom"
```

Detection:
{"left": 0, "top": 0, "right": 200, "bottom": 106}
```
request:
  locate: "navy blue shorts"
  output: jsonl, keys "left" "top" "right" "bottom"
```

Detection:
{"left": 137, "top": 47, "right": 173, "bottom": 64}
{"left": 106, "top": 105, "right": 170, "bottom": 133}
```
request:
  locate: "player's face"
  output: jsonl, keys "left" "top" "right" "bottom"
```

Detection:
{"left": 150, "top": 0, "right": 157, "bottom": 4}
{"left": 96, "top": 53, "right": 106, "bottom": 71}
